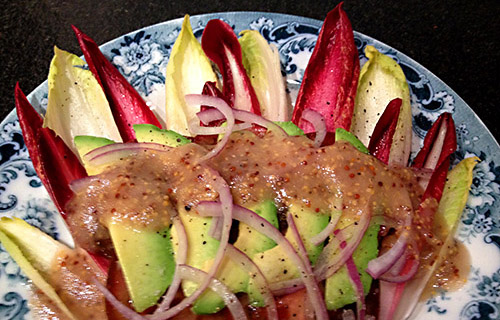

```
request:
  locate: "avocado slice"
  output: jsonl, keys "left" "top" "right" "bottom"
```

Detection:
{"left": 172, "top": 208, "right": 227, "bottom": 314}
{"left": 335, "top": 128, "right": 369, "bottom": 154}
{"left": 133, "top": 124, "right": 190, "bottom": 146}
{"left": 324, "top": 223, "right": 380, "bottom": 310}
{"left": 74, "top": 131, "right": 186, "bottom": 312}
{"left": 180, "top": 201, "right": 280, "bottom": 313}
{"left": 74, "top": 135, "right": 116, "bottom": 175}
{"left": 233, "top": 200, "right": 279, "bottom": 306}
{"left": 253, "top": 201, "right": 329, "bottom": 285}
{"left": 275, "top": 121, "right": 305, "bottom": 136}
{"left": 108, "top": 223, "right": 175, "bottom": 312}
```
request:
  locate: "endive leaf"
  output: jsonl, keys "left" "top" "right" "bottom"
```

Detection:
{"left": 201, "top": 19, "right": 261, "bottom": 115}
{"left": 239, "top": 30, "right": 289, "bottom": 121}
{"left": 392, "top": 156, "right": 479, "bottom": 320}
{"left": 350, "top": 45, "right": 412, "bottom": 166}
{"left": 44, "top": 46, "right": 123, "bottom": 156}
{"left": 15, "top": 85, "right": 87, "bottom": 215}
{"left": 72, "top": 26, "right": 162, "bottom": 142}
{"left": 291, "top": 3, "right": 359, "bottom": 134}
{"left": 434, "top": 156, "right": 479, "bottom": 234}
{"left": 0, "top": 218, "right": 76, "bottom": 320}
{"left": 165, "top": 15, "right": 218, "bottom": 136}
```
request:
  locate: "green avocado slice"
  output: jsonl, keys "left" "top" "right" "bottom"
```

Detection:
{"left": 108, "top": 223, "right": 175, "bottom": 312}
{"left": 325, "top": 223, "right": 379, "bottom": 310}
{"left": 335, "top": 128, "right": 369, "bottom": 154}
{"left": 74, "top": 129, "right": 188, "bottom": 312}
{"left": 133, "top": 124, "right": 190, "bottom": 147}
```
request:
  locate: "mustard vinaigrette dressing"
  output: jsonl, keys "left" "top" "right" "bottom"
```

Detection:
{"left": 34, "top": 130, "right": 466, "bottom": 318}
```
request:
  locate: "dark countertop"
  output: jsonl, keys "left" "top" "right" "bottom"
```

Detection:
{"left": 1, "top": 0, "right": 498, "bottom": 142}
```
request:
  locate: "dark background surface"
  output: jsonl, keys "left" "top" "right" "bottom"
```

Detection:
{"left": 1, "top": 0, "right": 498, "bottom": 142}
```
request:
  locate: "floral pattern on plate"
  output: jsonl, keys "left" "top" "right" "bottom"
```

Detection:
{"left": 0, "top": 12, "right": 498, "bottom": 319}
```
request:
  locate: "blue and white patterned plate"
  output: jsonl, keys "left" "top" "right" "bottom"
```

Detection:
{"left": 0, "top": 12, "right": 499, "bottom": 320}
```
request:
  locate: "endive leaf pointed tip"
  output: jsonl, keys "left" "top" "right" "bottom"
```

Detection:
{"left": 73, "top": 24, "right": 161, "bottom": 142}
{"left": 165, "top": 15, "right": 217, "bottom": 136}
{"left": 292, "top": 1, "right": 359, "bottom": 134}
{"left": 202, "top": 19, "right": 261, "bottom": 115}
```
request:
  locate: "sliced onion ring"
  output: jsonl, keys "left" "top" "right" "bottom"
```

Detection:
{"left": 366, "top": 231, "right": 409, "bottom": 279}
{"left": 197, "top": 201, "right": 324, "bottom": 319}
{"left": 310, "top": 195, "right": 343, "bottom": 246}
{"left": 149, "top": 265, "right": 247, "bottom": 320}
{"left": 196, "top": 108, "right": 225, "bottom": 125}
{"left": 269, "top": 210, "right": 371, "bottom": 295}
{"left": 93, "top": 278, "right": 147, "bottom": 320}
{"left": 345, "top": 257, "right": 366, "bottom": 320}
{"left": 287, "top": 213, "right": 328, "bottom": 320}
{"left": 301, "top": 109, "right": 327, "bottom": 147}
{"left": 378, "top": 258, "right": 419, "bottom": 283}
{"left": 155, "top": 216, "right": 188, "bottom": 314}
{"left": 84, "top": 142, "right": 171, "bottom": 163}
{"left": 185, "top": 94, "right": 235, "bottom": 163}
{"left": 314, "top": 209, "right": 371, "bottom": 280}
{"left": 232, "top": 110, "right": 287, "bottom": 136}
{"left": 150, "top": 168, "right": 234, "bottom": 319}
{"left": 188, "top": 118, "right": 252, "bottom": 136}
{"left": 226, "top": 245, "right": 278, "bottom": 320}
{"left": 208, "top": 216, "right": 222, "bottom": 240}
{"left": 69, "top": 176, "right": 100, "bottom": 193}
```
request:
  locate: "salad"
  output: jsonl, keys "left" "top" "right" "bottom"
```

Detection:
{"left": 0, "top": 3, "right": 478, "bottom": 320}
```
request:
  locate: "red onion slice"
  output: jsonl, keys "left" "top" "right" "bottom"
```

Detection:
{"left": 232, "top": 110, "right": 287, "bottom": 136}
{"left": 188, "top": 118, "right": 252, "bottom": 135}
{"left": 93, "top": 278, "right": 147, "bottom": 320}
{"left": 68, "top": 176, "right": 100, "bottom": 193}
{"left": 185, "top": 94, "right": 235, "bottom": 163}
{"left": 84, "top": 143, "right": 172, "bottom": 169}
{"left": 196, "top": 108, "right": 225, "bottom": 125}
{"left": 155, "top": 216, "right": 188, "bottom": 314}
{"left": 195, "top": 108, "right": 286, "bottom": 135}
{"left": 310, "top": 196, "right": 343, "bottom": 246}
{"left": 150, "top": 169, "right": 234, "bottom": 319}
{"left": 345, "top": 257, "right": 366, "bottom": 320}
{"left": 270, "top": 211, "right": 371, "bottom": 295}
{"left": 84, "top": 142, "right": 170, "bottom": 162}
{"left": 197, "top": 202, "right": 325, "bottom": 317}
{"left": 301, "top": 109, "right": 327, "bottom": 147}
{"left": 287, "top": 213, "right": 329, "bottom": 320}
{"left": 366, "top": 231, "right": 409, "bottom": 279}
{"left": 226, "top": 245, "right": 278, "bottom": 320}
{"left": 153, "top": 265, "right": 248, "bottom": 320}
{"left": 208, "top": 216, "right": 222, "bottom": 240}
{"left": 314, "top": 209, "right": 371, "bottom": 280}
{"left": 378, "top": 258, "right": 419, "bottom": 283}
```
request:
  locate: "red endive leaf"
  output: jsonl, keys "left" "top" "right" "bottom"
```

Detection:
{"left": 15, "top": 83, "right": 44, "bottom": 180}
{"left": 291, "top": 2, "right": 360, "bottom": 134}
{"left": 368, "top": 98, "right": 402, "bottom": 164}
{"left": 37, "top": 128, "right": 87, "bottom": 214}
{"left": 202, "top": 81, "right": 225, "bottom": 100}
{"left": 72, "top": 26, "right": 161, "bottom": 142}
{"left": 201, "top": 19, "right": 261, "bottom": 115}
{"left": 413, "top": 112, "right": 457, "bottom": 202}
{"left": 412, "top": 112, "right": 456, "bottom": 170}
{"left": 15, "top": 84, "right": 87, "bottom": 216}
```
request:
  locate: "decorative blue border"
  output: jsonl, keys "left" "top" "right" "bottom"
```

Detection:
{"left": 0, "top": 12, "right": 498, "bottom": 319}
